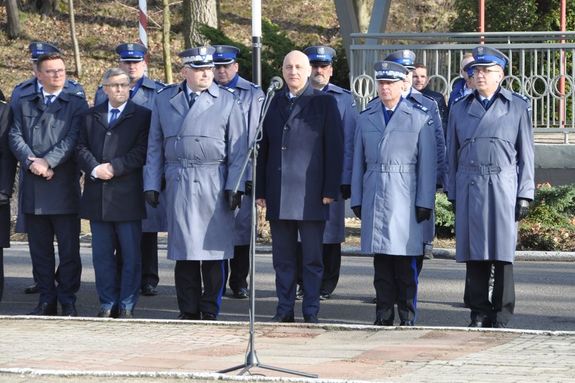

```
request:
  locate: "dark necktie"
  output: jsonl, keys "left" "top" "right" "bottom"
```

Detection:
{"left": 385, "top": 109, "right": 394, "bottom": 124}
{"left": 287, "top": 96, "right": 296, "bottom": 115}
{"left": 45, "top": 94, "right": 54, "bottom": 105}
{"left": 109, "top": 108, "right": 120, "bottom": 125}
{"left": 481, "top": 98, "right": 490, "bottom": 110}
{"left": 189, "top": 93, "right": 197, "bottom": 108}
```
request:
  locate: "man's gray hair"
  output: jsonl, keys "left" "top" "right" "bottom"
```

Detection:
{"left": 102, "top": 68, "right": 129, "bottom": 84}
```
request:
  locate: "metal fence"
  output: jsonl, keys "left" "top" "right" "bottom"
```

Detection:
{"left": 349, "top": 31, "right": 575, "bottom": 130}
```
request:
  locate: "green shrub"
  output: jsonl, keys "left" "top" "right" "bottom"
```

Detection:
{"left": 435, "top": 192, "right": 455, "bottom": 238}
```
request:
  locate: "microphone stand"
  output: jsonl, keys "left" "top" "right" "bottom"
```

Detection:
{"left": 217, "top": 84, "right": 318, "bottom": 379}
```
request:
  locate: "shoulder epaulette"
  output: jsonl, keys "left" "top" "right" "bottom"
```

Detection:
{"left": 411, "top": 102, "right": 429, "bottom": 113}
{"left": 250, "top": 83, "right": 261, "bottom": 89}
{"left": 512, "top": 92, "right": 530, "bottom": 103}
{"left": 157, "top": 83, "right": 177, "bottom": 94}
{"left": 221, "top": 85, "right": 235, "bottom": 94}
{"left": 155, "top": 80, "right": 166, "bottom": 88}
{"left": 67, "top": 79, "right": 80, "bottom": 85}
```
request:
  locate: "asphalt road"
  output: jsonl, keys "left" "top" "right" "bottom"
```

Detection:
{"left": 1, "top": 243, "right": 574, "bottom": 331}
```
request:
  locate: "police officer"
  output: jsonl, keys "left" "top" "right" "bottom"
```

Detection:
{"left": 448, "top": 53, "right": 475, "bottom": 111}
{"left": 144, "top": 46, "right": 246, "bottom": 321}
{"left": 0, "top": 99, "right": 17, "bottom": 301}
{"left": 212, "top": 44, "right": 264, "bottom": 300}
{"left": 10, "top": 42, "right": 85, "bottom": 295}
{"left": 10, "top": 52, "right": 89, "bottom": 316}
{"left": 384, "top": 49, "right": 446, "bottom": 266}
{"left": 446, "top": 46, "right": 534, "bottom": 328}
{"left": 295, "top": 45, "right": 358, "bottom": 300}
{"left": 94, "top": 42, "right": 167, "bottom": 297}
{"left": 351, "top": 61, "right": 436, "bottom": 326}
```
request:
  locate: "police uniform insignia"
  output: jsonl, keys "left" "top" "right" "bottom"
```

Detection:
{"left": 258, "top": 96, "right": 265, "bottom": 102}
{"left": 382, "top": 62, "right": 389, "bottom": 69}
{"left": 351, "top": 99, "right": 356, "bottom": 108}
{"left": 403, "top": 50, "right": 410, "bottom": 58}
{"left": 250, "top": 83, "right": 261, "bottom": 89}
{"left": 199, "top": 47, "right": 207, "bottom": 55}
{"left": 158, "top": 83, "right": 176, "bottom": 94}
{"left": 127, "top": 43, "right": 134, "bottom": 50}
{"left": 318, "top": 47, "right": 325, "bottom": 55}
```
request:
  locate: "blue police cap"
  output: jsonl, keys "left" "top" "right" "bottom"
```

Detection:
{"left": 385, "top": 50, "right": 416, "bottom": 70}
{"left": 470, "top": 46, "right": 507, "bottom": 69}
{"left": 29, "top": 42, "right": 61, "bottom": 61}
{"left": 213, "top": 45, "right": 240, "bottom": 65}
{"left": 179, "top": 46, "right": 215, "bottom": 68}
{"left": 463, "top": 60, "right": 475, "bottom": 77}
{"left": 303, "top": 46, "right": 336, "bottom": 64}
{"left": 373, "top": 61, "right": 408, "bottom": 82}
{"left": 115, "top": 43, "right": 147, "bottom": 62}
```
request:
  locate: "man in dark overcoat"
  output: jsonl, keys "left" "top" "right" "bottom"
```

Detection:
{"left": 0, "top": 100, "right": 17, "bottom": 301}
{"left": 446, "top": 46, "right": 535, "bottom": 328}
{"left": 255, "top": 50, "right": 343, "bottom": 323}
{"left": 77, "top": 68, "right": 150, "bottom": 318}
{"left": 9, "top": 53, "right": 89, "bottom": 316}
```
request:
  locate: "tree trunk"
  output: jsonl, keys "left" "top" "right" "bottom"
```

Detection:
{"left": 162, "top": 0, "right": 173, "bottom": 84}
{"left": 352, "top": 0, "right": 370, "bottom": 33}
{"left": 68, "top": 0, "right": 82, "bottom": 76}
{"left": 182, "top": 0, "right": 218, "bottom": 48}
{"left": 5, "top": 0, "right": 21, "bottom": 38}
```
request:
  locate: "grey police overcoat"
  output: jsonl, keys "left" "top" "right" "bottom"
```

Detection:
{"left": 446, "top": 88, "right": 534, "bottom": 264}
{"left": 351, "top": 99, "right": 437, "bottom": 256}
{"left": 323, "top": 83, "right": 358, "bottom": 244}
{"left": 228, "top": 76, "right": 264, "bottom": 246}
{"left": 144, "top": 81, "right": 247, "bottom": 261}
{"left": 95, "top": 76, "right": 168, "bottom": 233}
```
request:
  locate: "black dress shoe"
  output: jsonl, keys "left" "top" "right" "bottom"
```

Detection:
{"left": 271, "top": 313, "right": 295, "bottom": 323}
{"left": 232, "top": 288, "right": 249, "bottom": 299}
{"left": 374, "top": 317, "right": 394, "bottom": 326}
{"left": 303, "top": 315, "right": 319, "bottom": 324}
{"left": 141, "top": 284, "right": 158, "bottom": 296}
{"left": 61, "top": 303, "right": 78, "bottom": 317}
{"left": 319, "top": 291, "right": 331, "bottom": 300}
{"left": 400, "top": 320, "right": 414, "bottom": 326}
{"left": 118, "top": 309, "right": 133, "bottom": 319}
{"left": 97, "top": 308, "right": 112, "bottom": 318}
{"left": 28, "top": 302, "right": 57, "bottom": 316}
{"left": 24, "top": 283, "right": 39, "bottom": 294}
{"left": 370, "top": 297, "right": 377, "bottom": 304}
{"left": 492, "top": 321, "right": 507, "bottom": 328}
{"left": 469, "top": 319, "right": 492, "bottom": 328}
{"left": 201, "top": 312, "right": 217, "bottom": 320}
{"left": 177, "top": 312, "right": 201, "bottom": 320}
{"left": 295, "top": 286, "right": 304, "bottom": 301}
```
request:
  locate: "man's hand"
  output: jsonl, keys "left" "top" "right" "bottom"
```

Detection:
{"left": 28, "top": 157, "right": 50, "bottom": 177}
{"left": 352, "top": 206, "right": 361, "bottom": 219}
{"left": 415, "top": 207, "right": 432, "bottom": 223}
{"left": 144, "top": 190, "right": 159, "bottom": 208}
{"left": 226, "top": 190, "right": 242, "bottom": 210}
{"left": 515, "top": 198, "right": 530, "bottom": 221}
{"left": 256, "top": 198, "right": 266, "bottom": 208}
{"left": 340, "top": 184, "right": 351, "bottom": 200}
{"left": 94, "top": 163, "right": 114, "bottom": 180}
{"left": 322, "top": 197, "right": 334, "bottom": 205}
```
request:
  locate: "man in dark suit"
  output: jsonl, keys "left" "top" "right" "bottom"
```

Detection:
{"left": 412, "top": 64, "right": 448, "bottom": 132}
{"left": 9, "top": 53, "right": 89, "bottom": 316}
{"left": 0, "top": 100, "right": 17, "bottom": 301}
{"left": 77, "top": 68, "right": 150, "bottom": 318}
{"left": 255, "top": 50, "right": 343, "bottom": 324}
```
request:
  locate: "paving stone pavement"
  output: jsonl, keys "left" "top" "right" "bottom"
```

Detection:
{"left": 0, "top": 317, "right": 573, "bottom": 383}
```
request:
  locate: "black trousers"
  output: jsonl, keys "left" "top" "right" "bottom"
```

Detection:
{"left": 467, "top": 260, "right": 515, "bottom": 325}
{"left": 26, "top": 214, "right": 81, "bottom": 306}
{"left": 0, "top": 248, "right": 4, "bottom": 302}
{"left": 174, "top": 260, "right": 225, "bottom": 316}
{"left": 228, "top": 244, "right": 249, "bottom": 291}
{"left": 140, "top": 232, "right": 159, "bottom": 288}
{"left": 373, "top": 255, "right": 418, "bottom": 324}
{"left": 296, "top": 243, "right": 342, "bottom": 295}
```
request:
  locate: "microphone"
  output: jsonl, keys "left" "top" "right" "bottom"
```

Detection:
{"left": 266, "top": 76, "right": 284, "bottom": 93}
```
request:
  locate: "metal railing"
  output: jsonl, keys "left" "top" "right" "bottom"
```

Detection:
{"left": 349, "top": 31, "right": 575, "bottom": 129}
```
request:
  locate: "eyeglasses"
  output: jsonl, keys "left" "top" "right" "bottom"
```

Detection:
{"left": 104, "top": 83, "right": 130, "bottom": 89}
{"left": 215, "top": 63, "right": 233, "bottom": 69}
{"left": 43, "top": 69, "right": 65, "bottom": 76}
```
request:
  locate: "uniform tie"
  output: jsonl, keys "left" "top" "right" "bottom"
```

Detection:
{"left": 481, "top": 98, "right": 490, "bottom": 110}
{"left": 189, "top": 92, "right": 197, "bottom": 108}
{"left": 44, "top": 94, "right": 55, "bottom": 105}
{"left": 384, "top": 109, "right": 394, "bottom": 124}
{"left": 109, "top": 108, "right": 120, "bottom": 125}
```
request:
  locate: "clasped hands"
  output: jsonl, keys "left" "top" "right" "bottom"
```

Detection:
{"left": 93, "top": 163, "right": 115, "bottom": 180}
{"left": 28, "top": 157, "right": 53, "bottom": 180}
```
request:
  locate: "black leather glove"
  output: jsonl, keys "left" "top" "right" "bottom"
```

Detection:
{"left": 244, "top": 181, "right": 253, "bottom": 196}
{"left": 226, "top": 190, "right": 242, "bottom": 210}
{"left": 415, "top": 207, "right": 432, "bottom": 223}
{"left": 340, "top": 184, "right": 351, "bottom": 200}
{"left": 0, "top": 193, "right": 10, "bottom": 206}
{"left": 161, "top": 176, "right": 167, "bottom": 191}
{"left": 352, "top": 206, "right": 362, "bottom": 219}
{"left": 144, "top": 190, "right": 159, "bottom": 208}
{"left": 515, "top": 198, "right": 530, "bottom": 221}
